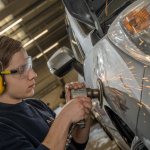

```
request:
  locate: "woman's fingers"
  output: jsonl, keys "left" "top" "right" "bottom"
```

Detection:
{"left": 64, "top": 82, "right": 87, "bottom": 103}
{"left": 70, "top": 82, "right": 86, "bottom": 89}
{"left": 65, "top": 82, "right": 86, "bottom": 90}
{"left": 84, "top": 107, "right": 90, "bottom": 115}
{"left": 70, "top": 82, "right": 78, "bottom": 89}
{"left": 65, "top": 83, "right": 72, "bottom": 102}
{"left": 83, "top": 101, "right": 92, "bottom": 111}
{"left": 78, "top": 97, "right": 92, "bottom": 110}
{"left": 84, "top": 114, "right": 89, "bottom": 121}
{"left": 78, "top": 97, "right": 91, "bottom": 103}
{"left": 65, "top": 83, "right": 73, "bottom": 89}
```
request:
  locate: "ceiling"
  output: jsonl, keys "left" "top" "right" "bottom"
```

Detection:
{"left": 0, "top": 0, "right": 78, "bottom": 108}
{"left": 0, "top": 0, "right": 69, "bottom": 67}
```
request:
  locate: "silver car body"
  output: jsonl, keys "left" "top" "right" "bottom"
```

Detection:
{"left": 66, "top": 0, "right": 150, "bottom": 149}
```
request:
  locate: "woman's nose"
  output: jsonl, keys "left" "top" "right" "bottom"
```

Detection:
{"left": 28, "top": 68, "right": 37, "bottom": 80}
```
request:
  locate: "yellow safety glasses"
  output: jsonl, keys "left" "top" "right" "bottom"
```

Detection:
{"left": 0, "top": 56, "right": 32, "bottom": 79}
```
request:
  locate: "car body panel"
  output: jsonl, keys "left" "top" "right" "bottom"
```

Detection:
{"left": 83, "top": 36, "right": 132, "bottom": 149}
{"left": 67, "top": 10, "right": 94, "bottom": 56}
{"left": 67, "top": 5, "right": 141, "bottom": 149}
{"left": 64, "top": 0, "right": 150, "bottom": 149}
{"left": 88, "top": 34, "right": 145, "bottom": 134}
{"left": 83, "top": 49, "right": 94, "bottom": 88}
{"left": 137, "top": 67, "right": 150, "bottom": 149}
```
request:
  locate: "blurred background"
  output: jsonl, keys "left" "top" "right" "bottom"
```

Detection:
{"left": 0, "top": 0, "right": 121, "bottom": 149}
{"left": 0, "top": 0, "right": 78, "bottom": 109}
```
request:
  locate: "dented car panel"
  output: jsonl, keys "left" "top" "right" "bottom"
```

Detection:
{"left": 92, "top": 36, "right": 144, "bottom": 133}
{"left": 63, "top": 0, "right": 150, "bottom": 149}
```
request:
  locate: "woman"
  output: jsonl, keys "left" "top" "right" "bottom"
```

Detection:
{"left": 0, "top": 36, "right": 92, "bottom": 150}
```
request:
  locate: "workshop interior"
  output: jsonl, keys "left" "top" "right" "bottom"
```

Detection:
{"left": 0, "top": 0, "right": 150, "bottom": 149}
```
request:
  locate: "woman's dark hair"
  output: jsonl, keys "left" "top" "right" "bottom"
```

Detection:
{"left": 0, "top": 36, "right": 23, "bottom": 72}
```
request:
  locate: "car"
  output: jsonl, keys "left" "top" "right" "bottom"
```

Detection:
{"left": 47, "top": 0, "right": 150, "bottom": 149}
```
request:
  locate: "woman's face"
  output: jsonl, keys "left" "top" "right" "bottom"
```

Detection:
{"left": 4, "top": 48, "right": 37, "bottom": 99}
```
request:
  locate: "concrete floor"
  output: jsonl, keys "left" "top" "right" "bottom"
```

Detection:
{"left": 85, "top": 123, "right": 120, "bottom": 150}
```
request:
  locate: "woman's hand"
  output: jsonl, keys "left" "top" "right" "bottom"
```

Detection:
{"left": 64, "top": 82, "right": 92, "bottom": 122}
{"left": 65, "top": 82, "right": 86, "bottom": 103}
{"left": 61, "top": 96, "right": 92, "bottom": 123}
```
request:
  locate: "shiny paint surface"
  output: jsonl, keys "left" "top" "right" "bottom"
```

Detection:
{"left": 82, "top": 35, "right": 132, "bottom": 148}
{"left": 67, "top": 10, "right": 94, "bottom": 56}
{"left": 92, "top": 36, "right": 145, "bottom": 134}
{"left": 66, "top": 0, "right": 150, "bottom": 149}
{"left": 68, "top": 10, "right": 132, "bottom": 150}
{"left": 137, "top": 67, "right": 150, "bottom": 149}
{"left": 84, "top": 36, "right": 145, "bottom": 148}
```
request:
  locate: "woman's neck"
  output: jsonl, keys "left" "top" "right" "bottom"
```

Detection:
{"left": 0, "top": 93, "right": 22, "bottom": 104}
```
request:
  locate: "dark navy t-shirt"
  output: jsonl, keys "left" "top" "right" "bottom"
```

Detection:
{"left": 0, "top": 98, "right": 87, "bottom": 150}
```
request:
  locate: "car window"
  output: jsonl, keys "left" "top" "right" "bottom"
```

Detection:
{"left": 70, "top": 28, "right": 85, "bottom": 64}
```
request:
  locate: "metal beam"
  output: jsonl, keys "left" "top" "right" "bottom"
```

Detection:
{"left": 0, "top": 0, "right": 37, "bottom": 22}
{"left": 0, "top": 0, "right": 59, "bottom": 32}
{"left": 32, "top": 34, "right": 68, "bottom": 61}
{"left": 24, "top": 1, "right": 64, "bottom": 31}
{"left": 25, "top": 13, "right": 65, "bottom": 50}
{"left": 21, "top": 22, "right": 48, "bottom": 61}
{"left": 27, "top": 24, "right": 66, "bottom": 52}
{"left": 8, "top": 12, "right": 65, "bottom": 47}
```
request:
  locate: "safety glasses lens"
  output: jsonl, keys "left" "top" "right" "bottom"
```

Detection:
{"left": 13, "top": 57, "right": 32, "bottom": 78}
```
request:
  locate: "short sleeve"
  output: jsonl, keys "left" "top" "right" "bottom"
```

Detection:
{"left": 0, "top": 123, "right": 50, "bottom": 150}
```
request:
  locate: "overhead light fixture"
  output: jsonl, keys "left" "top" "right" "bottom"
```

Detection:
{"left": 43, "top": 43, "right": 59, "bottom": 54}
{"left": 0, "top": 18, "right": 23, "bottom": 35}
{"left": 36, "top": 53, "right": 43, "bottom": 59}
{"left": 24, "top": 29, "right": 48, "bottom": 47}
{"left": 36, "top": 42, "right": 59, "bottom": 59}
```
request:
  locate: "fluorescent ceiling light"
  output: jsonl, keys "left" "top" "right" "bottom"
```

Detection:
{"left": 72, "top": 40, "right": 77, "bottom": 45}
{"left": 43, "top": 43, "right": 59, "bottom": 54}
{"left": 24, "top": 29, "right": 48, "bottom": 47}
{"left": 36, "top": 42, "right": 59, "bottom": 59}
{"left": 36, "top": 53, "right": 43, "bottom": 59}
{"left": 0, "top": 18, "right": 22, "bottom": 35}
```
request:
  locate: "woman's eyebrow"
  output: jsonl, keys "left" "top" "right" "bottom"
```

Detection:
{"left": 12, "top": 62, "right": 24, "bottom": 70}
{"left": 10, "top": 57, "right": 29, "bottom": 70}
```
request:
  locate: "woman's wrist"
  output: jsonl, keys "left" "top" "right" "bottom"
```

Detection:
{"left": 58, "top": 106, "right": 72, "bottom": 125}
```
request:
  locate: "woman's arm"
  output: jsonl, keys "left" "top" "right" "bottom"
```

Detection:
{"left": 65, "top": 82, "right": 92, "bottom": 146}
{"left": 42, "top": 111, "right": 70, "bottom": 150}
{"left": 72, "top": 117, "right": 90, "bottom": 144}
{"left": 42, "top": 96, "right": 91, "bottom": 150}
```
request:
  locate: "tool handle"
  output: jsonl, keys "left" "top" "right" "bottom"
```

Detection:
{"left": 70, "top": 88, "right": 87, "bottom": 129}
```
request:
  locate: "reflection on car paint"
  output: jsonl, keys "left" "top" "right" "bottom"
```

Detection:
{"left": 64, "top": 0, "right": 150, "bottom": 149}
{"left": 92, "top": 38, "right": 145, "bottom": 135}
